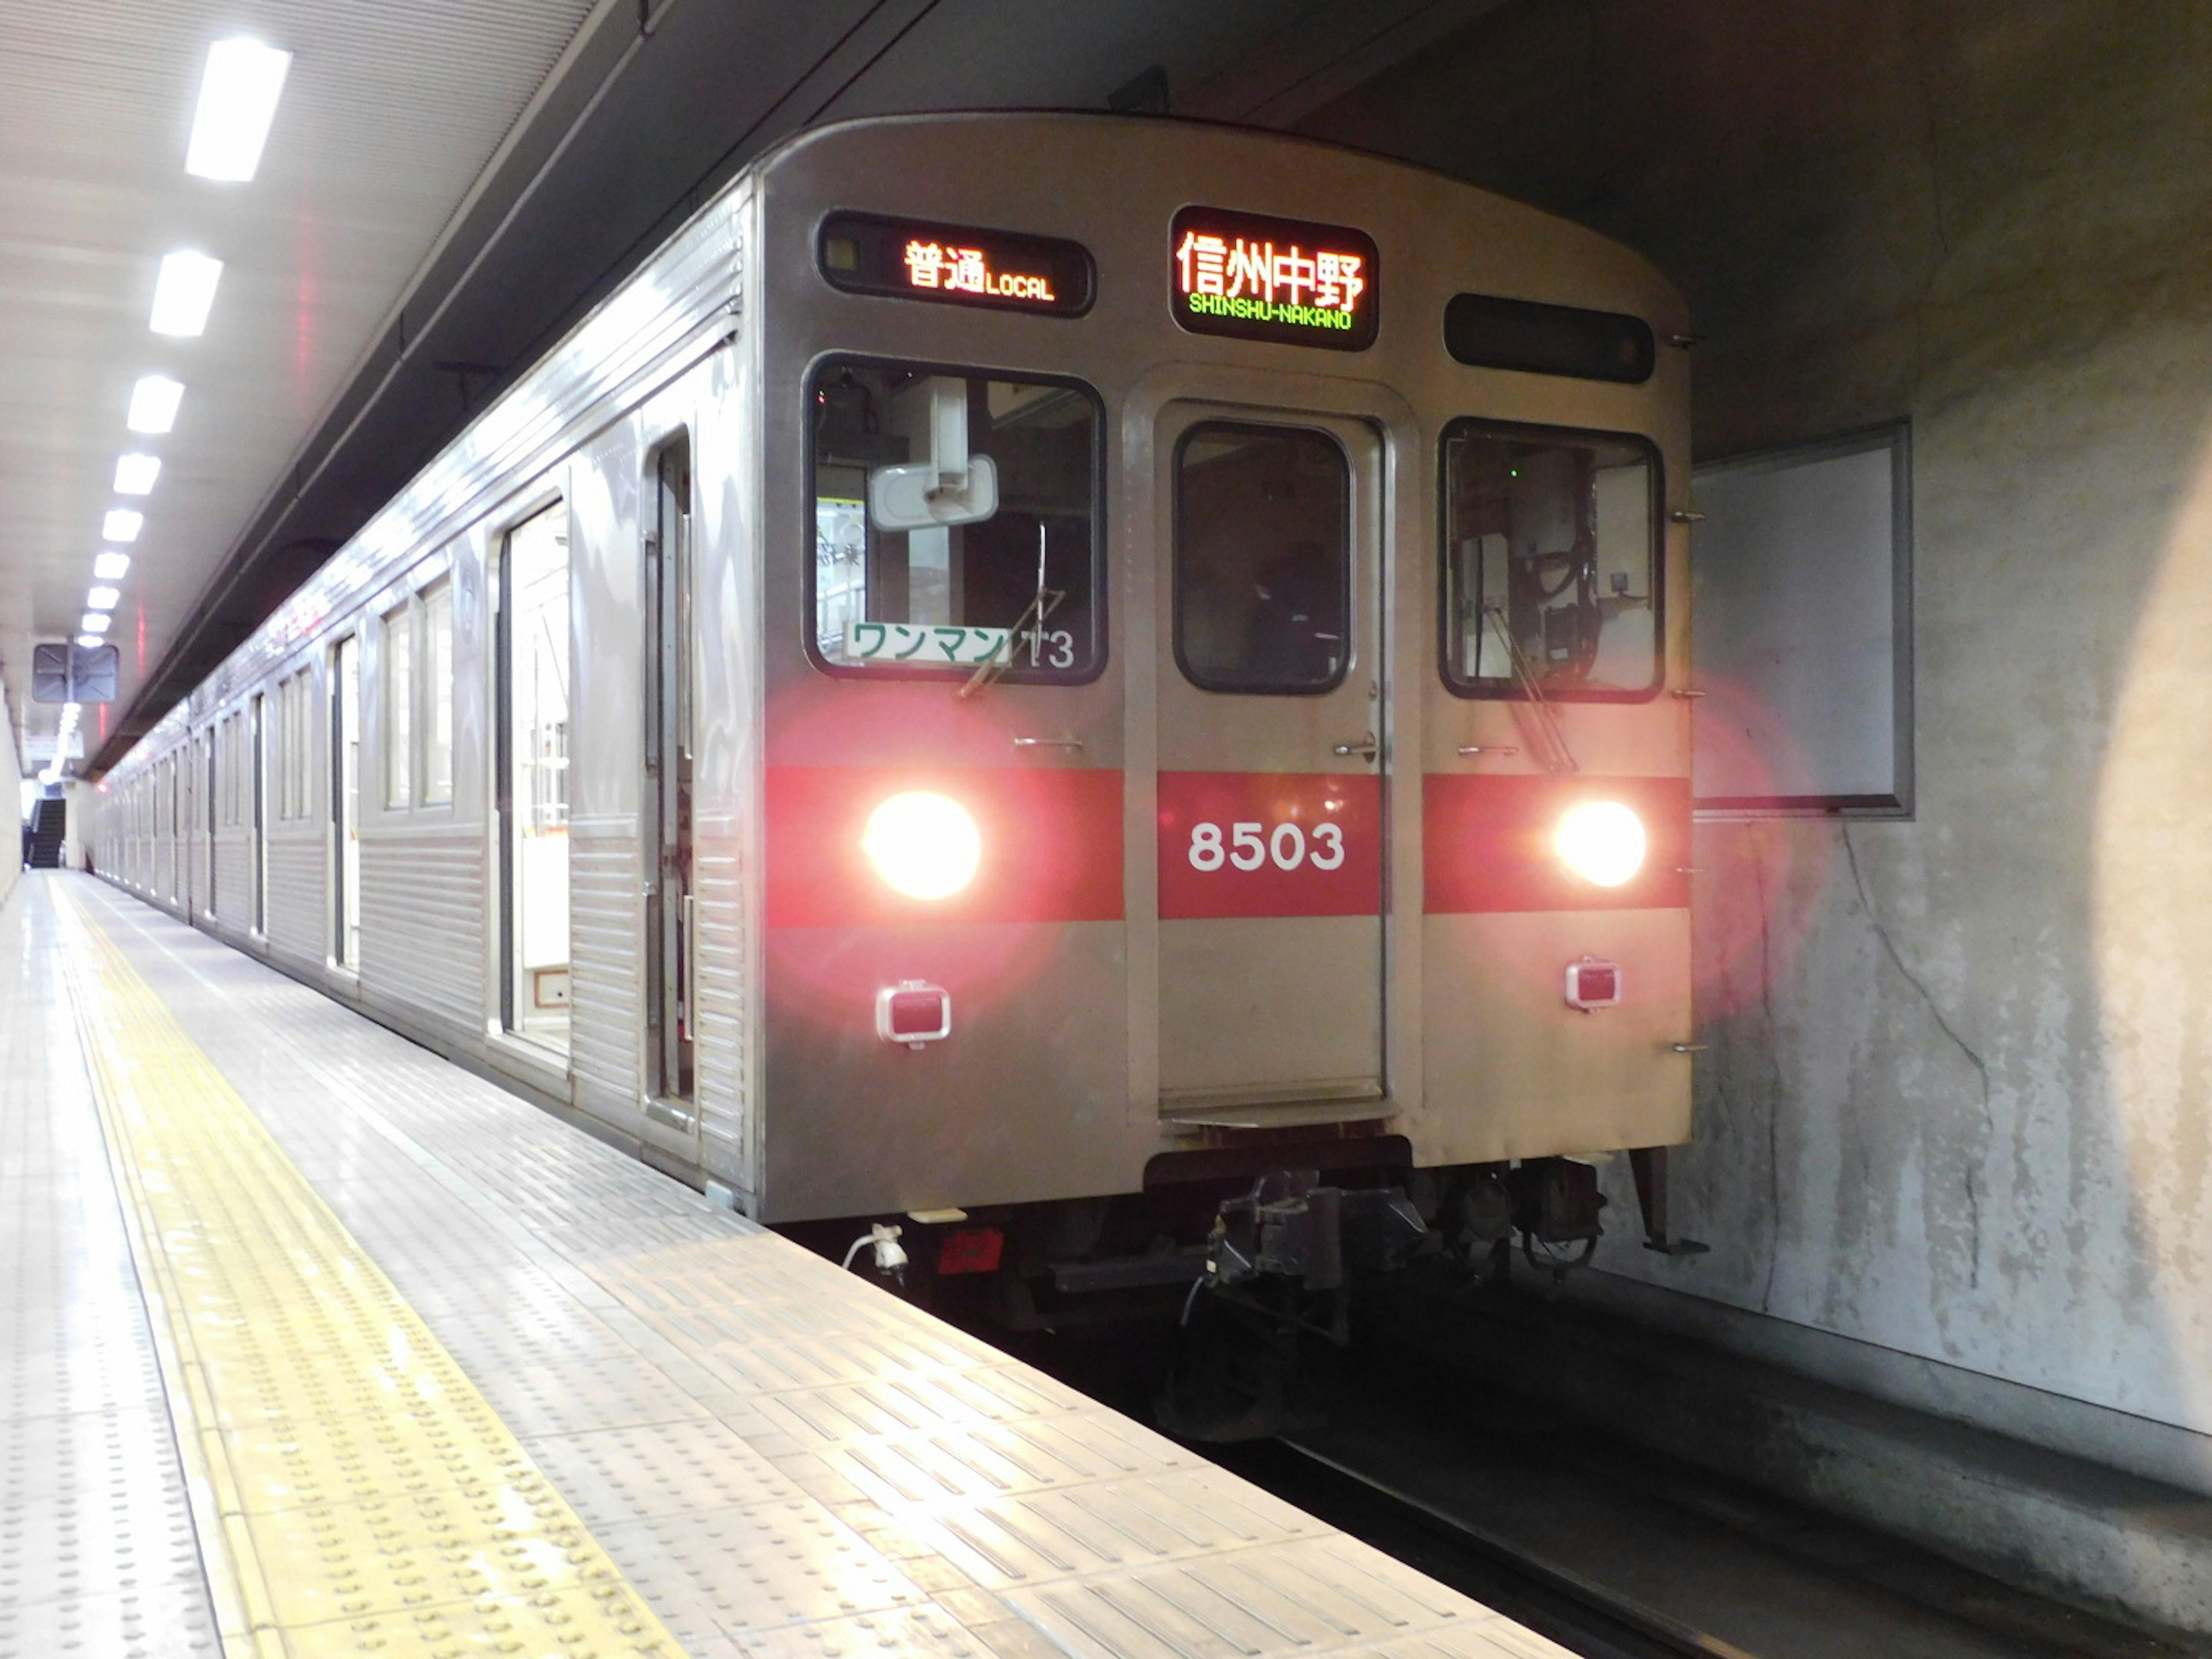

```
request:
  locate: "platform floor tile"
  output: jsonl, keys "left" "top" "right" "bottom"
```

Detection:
{"left": 59, "top": 874, "right": 1576, "bottom": 1659}
{"left": 0, "top": 882, "right": 221, "bottom": 1659}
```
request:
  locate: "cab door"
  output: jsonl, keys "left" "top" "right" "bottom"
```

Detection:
{"left": 1154, "top": 405, "right": 1388, "bottom": 1118}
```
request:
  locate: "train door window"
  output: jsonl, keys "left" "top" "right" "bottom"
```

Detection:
{"left": 1173, "top": 423, "right": 1351, "bottom": 694}
{"left": 1441, "top": 420, "right": 1661, "bottom": 698}
{"left": 421, "top": 577, "right": 453, "bottom": 805}
{"left": 382, "top": 601, "right": 413, "bottom": 808}
{"left": 332, "top": 635, "right": 361, "bottom": 968}
{"left": 499, "top": 502, "right": 571, "bottom": 1054}
{"left": 645, "top": 437, "right": 696, "bottom": 1112}
{"left": 808, "top": 360, "right": 1101, "bottom": 680}
{"left": 250, "top": 692, "right": 267, "bottom": 934}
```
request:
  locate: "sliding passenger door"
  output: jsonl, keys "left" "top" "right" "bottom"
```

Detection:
{"left": 645, "top": 440, "right": 696, "bottom": 1115}
{"left": 1153, "top": 405, "right": 1389, "bottom": 1121}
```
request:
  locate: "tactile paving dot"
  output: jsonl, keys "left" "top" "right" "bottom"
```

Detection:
{"left": 594, "top": 1496, "right": 927, "bottom": 1634}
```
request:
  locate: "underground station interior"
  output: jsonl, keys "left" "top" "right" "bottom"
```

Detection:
{"left": 7, "top": 4, "right": 2212, "bottom": 1656}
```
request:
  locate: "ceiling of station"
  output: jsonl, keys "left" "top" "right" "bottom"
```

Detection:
{"left": 0, "top": 0, "right": 1503, "bottom": 780}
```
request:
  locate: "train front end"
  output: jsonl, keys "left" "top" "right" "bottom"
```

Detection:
{"left": 743, "top": 112, "right": 1697, "bottom": 1302}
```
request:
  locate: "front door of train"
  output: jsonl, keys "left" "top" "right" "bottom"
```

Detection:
{"left": 1154, "top": 405, "right": 1387, "bottom": 1118}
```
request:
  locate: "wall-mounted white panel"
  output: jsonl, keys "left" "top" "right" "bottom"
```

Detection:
{"left": 1691, "top": 426, "right": 1912, "bottom": 815}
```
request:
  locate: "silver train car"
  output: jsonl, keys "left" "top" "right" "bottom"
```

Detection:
{"left": 90, "top": 112, "right": 1696, "bottom": 1301}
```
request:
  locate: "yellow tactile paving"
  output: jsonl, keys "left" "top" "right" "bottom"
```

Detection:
{"left": 54, "top": 888, "right": 691, "bottom": 1659}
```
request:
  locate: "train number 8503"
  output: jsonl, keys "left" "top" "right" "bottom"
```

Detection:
{"left": 1187, "top": 820, "right": 1346, "bottom": 873}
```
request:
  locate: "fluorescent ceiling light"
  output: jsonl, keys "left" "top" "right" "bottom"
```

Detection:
{"left": 185, "top": 38, "right": 291, "bottom": 182}
{"left": 88, "top": 586, "right": 120, "bottom": 611}
{"left": 75, "top": 634, "right": 103, "bottom": 649}
{"left": 94, "top": 551, "right": 131, "bottom": 581}
{"left": 150, "top": 251, "right": 223, "bottom": 336}
{"left": 115, "top": 453, "right": 162, "bottom": 495}
{"left": 80, "top": 612, "right": 111, "bottom": 634}
{"left": 127, "top": 376, "right": 183, "bottom": 433}
{"left": 103, "top": 509, "right": 143, "bottom": 543}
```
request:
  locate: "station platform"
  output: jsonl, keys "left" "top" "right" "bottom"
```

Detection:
{"left": 1, "top": 870, "right": 1568, "bottom": 1659}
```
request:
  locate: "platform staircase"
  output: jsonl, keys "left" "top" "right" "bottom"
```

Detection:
{"left": 25, "top": 798, "right": 65, "bottom": 868}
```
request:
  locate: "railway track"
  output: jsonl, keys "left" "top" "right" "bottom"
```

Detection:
{"left": 1012, "top": 1294, "right": 2196, "bottom": 1659}
{"left": 1213, "top": 1434, "right": 1731, "bottom": 1659}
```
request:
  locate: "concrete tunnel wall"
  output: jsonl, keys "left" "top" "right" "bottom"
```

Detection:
{"left": 1308, "top": 1, "right": 2212, "bottom": 1464}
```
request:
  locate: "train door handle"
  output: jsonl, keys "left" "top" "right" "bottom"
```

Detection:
{"left": 1332, "top": 732, "right": 1379, "bottom": 763}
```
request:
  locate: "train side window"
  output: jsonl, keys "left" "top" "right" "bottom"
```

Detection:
{"left": 421, "top": 576, "right": 454, "bottom": 806}
{"left": 1441, "top": 419, "right": 1661, "bottom": 700}
{"left": 808, "top": 359, "right": 1101, "bottom": 681}
{"left": 382, "top": 600, "right": 413, "bottom": 808}
{"left": 1173, "top": 422, "right": 1351, "bottom": 695}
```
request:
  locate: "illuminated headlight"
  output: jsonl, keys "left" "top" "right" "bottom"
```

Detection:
{"left": 1554, "top": 800, "right": 1646, "bottom": 888}
{"left": 862, "top": 791, "right": 981, "bottom": 900}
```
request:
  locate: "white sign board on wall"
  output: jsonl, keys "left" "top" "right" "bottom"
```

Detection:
{"left": 1691, "top": 424, "right": 1914, "bottom": 816}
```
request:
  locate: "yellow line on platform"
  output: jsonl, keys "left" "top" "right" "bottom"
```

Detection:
{"left": 56, "top": 888, "right": 689, "bottom": 1659}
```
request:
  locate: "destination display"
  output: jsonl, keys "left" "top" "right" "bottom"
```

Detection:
{"left": 1169, "top": 206, "right": 1378, "bottom": 351}
{"left": 817, "top": 212, "right": 1094, "bottom": 316}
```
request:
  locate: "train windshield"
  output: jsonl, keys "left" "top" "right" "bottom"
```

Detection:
{"left": 809, "top": 360, "right": 1100, "bottom": 681}
{"left": 1441, "top": 420, "right": 1661, "bottom": 698}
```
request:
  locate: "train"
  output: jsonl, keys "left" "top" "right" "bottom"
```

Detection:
{"left": 88, "top": 111, "right": 1700, "bottom": 1342}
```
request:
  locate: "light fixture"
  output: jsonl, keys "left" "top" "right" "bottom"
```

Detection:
{"left": 861, "top": 791, "right": 983, "bottom": 900}
{"left": 150, "top": 251, "right": 223, "bottom": 337}
{"left": 114, "top": 453, "right": 162, "bottom": 495}
{"left": 185, "top": 38, "right": 293, "bottom": 183}
{"left": 80, "top": 612, "right": 111, "bottom": 634}
{"left": 88, "top": 586, "right": 120, "bottom": 611}
{"left": 103, "top": 509, "right": 144, "bottom": 543}
{"left": 94, "top": 551, "right": 131, "bottom": 581}
{"left": 127, "top": 376, "right": 184, "bottom": 434}
{"left": 75, "top": 634, "right": 103, "bottom": 649}
{"left": 1554, "top": 800, "right": 1648, "bottom": 888}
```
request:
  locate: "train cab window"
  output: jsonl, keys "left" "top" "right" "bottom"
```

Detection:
{"left": 1173, "top": 422, "right": 1350, "bottom": 694}
{"left": 809, "top": 360, "right": 1101, "bottom": 680}
{"left": 1442, "top": 419, "right": 1661, "bottom": 699}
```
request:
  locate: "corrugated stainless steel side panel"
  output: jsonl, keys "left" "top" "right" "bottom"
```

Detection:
{"left": 214, "top": 829, "right": 253, "bottom": 937}
{"left": 265, "top": 828, "right": 328, "bottom": 967}
{"left": 358, "top": 833, "right": 484, "bottom": 1036}
{"left": 569, "top": 824, "right": 643, "bottom": 1128}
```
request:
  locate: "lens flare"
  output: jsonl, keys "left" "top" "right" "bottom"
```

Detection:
{"left": 862, "top": 791, "right": 981, "bottom": 900}
{"left": 1554, "top": 800, "right": 1646, "bottom": 888}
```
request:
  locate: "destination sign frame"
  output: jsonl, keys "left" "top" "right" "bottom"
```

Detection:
{"left": 1169, "top": 206, "right": 1379, "bottom": 353}
{"left": 817, "top": 212, "right": 1096, "bottom": 317}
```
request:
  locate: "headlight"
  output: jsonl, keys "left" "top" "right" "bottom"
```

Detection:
{"left": 862, "top": 791, "right": 981, "bottom": 900}
{"left": 1554, "top": 800, "right": 1646, "bottom": 888}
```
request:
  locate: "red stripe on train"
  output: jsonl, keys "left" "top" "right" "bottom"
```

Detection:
{"left": 1423, "top": 774, "right": 1691, "bottom": 913}
{"left": 1157, "top": 771, "right": 1381, "bottom": 919}
{"left": 765, "top": 766, "right": 1123, "bottom": 928}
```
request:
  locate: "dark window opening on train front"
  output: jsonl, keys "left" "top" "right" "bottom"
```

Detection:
{"left": 1442, "top": 419, "right": 1661, "bottom": 700}
{"left": 1443, "top": 293, "right": 1655, "bottom": 384}
{"left": 808, "top": 359, "right": 1101, "bottom": 682}
{"left": 1174, "top": 422, "right": 1350, "bottom": 695}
